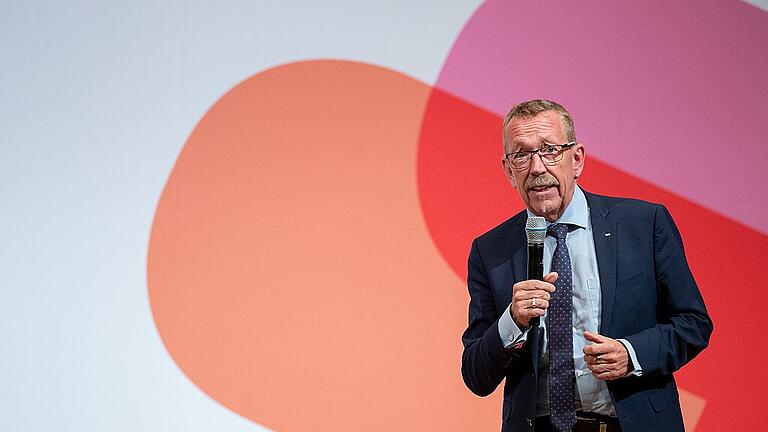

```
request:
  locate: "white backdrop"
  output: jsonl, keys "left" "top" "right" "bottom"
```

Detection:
{"left": 0, "top": 2, "right": 482, "bottom": 430}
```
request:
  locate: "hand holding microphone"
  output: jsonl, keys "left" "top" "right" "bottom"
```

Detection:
{"left": 510, "top": 272, "right": 557, "bottom": 330}
{"left": 508, "top": 216, "right": 558, "bottom": 329}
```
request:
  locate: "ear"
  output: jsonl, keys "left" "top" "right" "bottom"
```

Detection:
{"left": 502, "top": 158, "right": 518, "bottom": 189}
{"left": 572, "top": 143, "right": 585, "bottom": 179}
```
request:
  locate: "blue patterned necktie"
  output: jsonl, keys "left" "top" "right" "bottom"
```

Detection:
{"left": 547, "top": 223, "right": 576, "bottom": 432}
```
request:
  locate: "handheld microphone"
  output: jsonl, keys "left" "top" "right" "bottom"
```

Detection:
{"left": 525, "top": 216, "right": 546, "bottom": 327}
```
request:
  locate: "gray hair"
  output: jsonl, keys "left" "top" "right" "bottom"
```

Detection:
{"left": 502, "top": 99, "right": 576, "bottom": 153}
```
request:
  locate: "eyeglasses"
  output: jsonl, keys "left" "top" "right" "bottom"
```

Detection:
{"left": 504, "top": 142, "right": 576, "bottom": 170}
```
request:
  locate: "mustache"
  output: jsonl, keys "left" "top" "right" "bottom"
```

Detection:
{"left": 525, "top": 174, "right": 559, "bottom": 190}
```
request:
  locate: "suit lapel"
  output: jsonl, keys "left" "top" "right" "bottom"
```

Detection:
{"left": 586, "top": 193, "right": 618, "bottom": 337}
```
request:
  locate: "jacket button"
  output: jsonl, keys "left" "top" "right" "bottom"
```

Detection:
{"left": 526, "top": 418, "right": 533, "bottom": 427}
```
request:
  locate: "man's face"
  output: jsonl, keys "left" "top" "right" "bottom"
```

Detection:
{"left": 502, "top": 110, "right": 585, "bottom": 222}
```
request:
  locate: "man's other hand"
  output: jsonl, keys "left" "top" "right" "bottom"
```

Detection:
{"left": 583, "top": 331, "right": 631, "bottom": 380}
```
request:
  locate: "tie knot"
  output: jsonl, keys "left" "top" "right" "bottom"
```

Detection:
{"left": 547, "top": 223, "right": 569, "bottom": 241}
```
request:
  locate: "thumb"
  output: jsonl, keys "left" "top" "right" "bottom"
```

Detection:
{"left": 583, "top": 331, "right": 608, "bottom": 343}
{"left": 543, "top": 272, "right": 559, "bottom": 283}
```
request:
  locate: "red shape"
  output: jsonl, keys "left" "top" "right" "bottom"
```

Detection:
{"left": 417, "top": 86, "right": 768, "bottom": 431}
{"left": 417, "top": 88, "right": 525, "bottom": 276}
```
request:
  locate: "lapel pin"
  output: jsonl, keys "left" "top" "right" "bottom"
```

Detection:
{"left": 605, "top": 232, "right": 612, "bottom": 237}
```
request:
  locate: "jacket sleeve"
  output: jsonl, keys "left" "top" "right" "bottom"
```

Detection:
{"left": 623, "top": 205, "right": 713, "bottom": 376}
{"left": 461, "top": 239, "right": 523, "bottom": 396}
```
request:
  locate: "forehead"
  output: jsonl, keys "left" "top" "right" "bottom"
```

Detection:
{"left": 505, "top": 111, "right": 565, "bottom": 148}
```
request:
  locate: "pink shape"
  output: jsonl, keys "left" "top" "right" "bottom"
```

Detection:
{"left": 437, "top": 0, "right": 768, "bottom": 233}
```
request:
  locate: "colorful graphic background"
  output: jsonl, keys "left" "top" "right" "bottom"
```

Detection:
{"left": 148, "top": 2, "right": 768, "bottom": 431}
{"left": 4, "top": 1, "right": 767, "bottom": 432}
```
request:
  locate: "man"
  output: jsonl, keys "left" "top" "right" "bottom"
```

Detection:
{"left": 460, "top": 99, "right": 712, "bottom": 432}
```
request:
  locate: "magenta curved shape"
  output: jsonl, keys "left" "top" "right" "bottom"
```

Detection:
{"left": 437, "top": 0, "right": 768, "bottom": 233}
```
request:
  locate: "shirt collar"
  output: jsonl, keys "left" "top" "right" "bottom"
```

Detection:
{"left": 525, "top": 185, "right": 589, "bottom": 229}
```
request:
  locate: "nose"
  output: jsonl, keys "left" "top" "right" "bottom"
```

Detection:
{"left": 528, "top": 153, "right": 547, "bottom": 176}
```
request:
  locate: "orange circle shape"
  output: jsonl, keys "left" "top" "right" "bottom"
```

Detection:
{"left": 147, "top": 60, "right": 499, "bottom": 431}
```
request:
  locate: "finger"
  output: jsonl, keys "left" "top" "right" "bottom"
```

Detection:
{"left": 543, "top": 271, "right": 559, "bottom": 284}
{"left": 584, "top": 353, "right": 605, "bottom": 365}
{"left": 513, "top": 280, "right": 555, "bottom": 294}
{"left": 587, "top": 363, "right": 609, "bottom": 376}
{"left": 594, "top": 368, "right": 624, "bottom": 381}
{"left": 531, "top": 289, "right": 552, "bottom": 301}
{"left": 584, "top": 354, "right": 606, "bottom": 366}
{"left": 587, "top": 362, "right": 605, "bottom": 373}
{"left": 588, "top": 362, "right": 619, "bottom": 375}
{"left": 523, "top": 293, "right": 549, "bottom": 305}
{"left": 519, "top": 290, "right": 552, "bottom": 302}
{"left": 523, "top": 300, "right": 550, "bottom": 312}
{"left": 592, "top": 370, "right": 614, "bottom": 381}
{"left": 514, "top": 289, "right": 550, "bottom": 301}
{"left": 583, "top": 344, "right": 610, "bottom": 356}
{"left": 518, "top": 282, "right": 556, "bottom": 293}
{"left": 512, "top": 302, "right": 546, "bottom": 326}
{"left": 595, "top": 354, "right": 618, "bottom": 365}
{"left": 517, "top": 308, "right": 544, "bottom": 326}
{"left": 583, "top": 331, "right": 609, "bottom": 343}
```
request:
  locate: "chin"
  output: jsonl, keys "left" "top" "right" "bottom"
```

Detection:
{"left": 533, "top": 199, "right": 561, "bottom": 220}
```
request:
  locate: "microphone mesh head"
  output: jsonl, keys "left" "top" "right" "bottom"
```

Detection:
{"left": 525, "top": 216, "right": 547, "bottom": 244}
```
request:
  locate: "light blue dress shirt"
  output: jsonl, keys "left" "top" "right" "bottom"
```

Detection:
{"left": 498, "top": 186, "right": 642, "bottom": 417}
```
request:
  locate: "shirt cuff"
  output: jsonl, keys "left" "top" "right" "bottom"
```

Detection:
{"left": 498, "top": 304, "right": 529, "bottom": 348}
{"left": 617, "top": 338, "right": 643, "bottom": 377}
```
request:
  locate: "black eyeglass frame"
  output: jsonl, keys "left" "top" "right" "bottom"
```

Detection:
{"left": 504, "top": 142, "right": 577, "bottom": 170}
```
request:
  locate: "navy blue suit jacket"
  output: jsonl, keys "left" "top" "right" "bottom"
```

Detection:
{"left": 461, "top": 191, "right": 712, "bottom": 432}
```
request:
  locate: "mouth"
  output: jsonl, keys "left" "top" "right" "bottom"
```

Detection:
{"left": 528, "top": 185, "right": 557, "bottom": 193}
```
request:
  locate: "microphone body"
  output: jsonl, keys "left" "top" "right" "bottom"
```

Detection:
{"left": 525, "top": 217, "right": 547, "bottom": 328}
